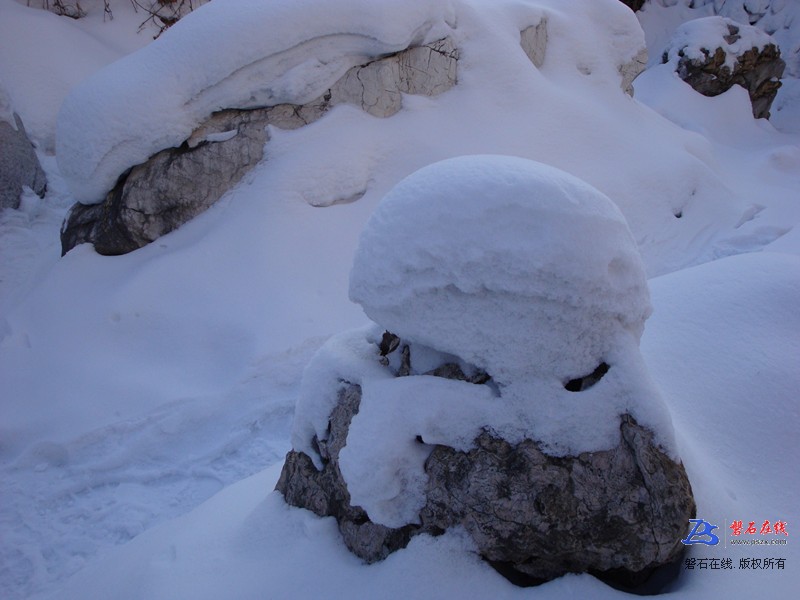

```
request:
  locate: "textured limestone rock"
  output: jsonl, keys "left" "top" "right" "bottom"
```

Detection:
{"left": 60, "top": 38, "right": 458, "bottom": 255}
{"left": 664, "top": 20, "right": 785, "bottom": 119}
{"left": 620, "top": 47, "right": 648, "bottom": 96}
{"left": 1, "top": 113, "right": 46, "bottom": 210}
{"left": 276, "top": 335, "right": 695, "bottom": 588}
{"left": 60, "top": 104, "right": 305, "bottom": 255}
{"left": 422, "top": 417, "right": 695, "bottom": 582}
{"left": 520, "top": 20, "right": 548, "bottom": 69}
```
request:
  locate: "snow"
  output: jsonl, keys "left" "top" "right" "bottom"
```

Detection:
{"left": 350, "top": 156, "right": 651, "bottom": 383}
{"left": 56, "top": 0, "right": 457, "bottom": 204}
{"left": 1, "top": 0, "right": 799, "bottom": 598}
{"left": 662, "top": 15, "right": 775, "bottom": 70}
{"left": 16, "top": 250, "right": 800, "bottom": 600}
{"left": 0, "top": 0, "right": 153, "bottom": 152}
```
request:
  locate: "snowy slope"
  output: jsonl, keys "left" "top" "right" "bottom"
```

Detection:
{"left": 1, "top": 0, "right": 799, "bottom": 598}
{"left": 22, "top": 251, "right": 800, "bottom": 600}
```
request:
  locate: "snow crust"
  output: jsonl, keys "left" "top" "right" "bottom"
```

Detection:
{"left": 663, "top": 15, "right": 775, "bottom": 70}
{"left": 56, "top": 0, "right": 456, "bottom": 204}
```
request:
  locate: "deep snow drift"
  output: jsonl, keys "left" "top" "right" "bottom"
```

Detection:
{"left": 1, "top": 0, "right": 799, "bottom": 598}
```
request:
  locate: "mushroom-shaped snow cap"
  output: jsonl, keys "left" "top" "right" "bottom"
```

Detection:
{"left": 349, "top": 155, "right": 651, "bottom": 385}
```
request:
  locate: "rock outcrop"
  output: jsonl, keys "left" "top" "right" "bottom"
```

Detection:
{"left": 277, "top": 336, "right": 695, "bottom": 588}
{"left": 663, "top": 17, "right": 785, "bottom": 119}
{"left": 1, "top": 112, "right": 46, "bottom": 210}
{"left": 60, "top": 38, "right": 458, "bottom": 256}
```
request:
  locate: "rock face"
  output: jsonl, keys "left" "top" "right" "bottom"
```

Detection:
{"left": 422, "top": 417, "right": 694, "bottom": 582}
{"left": 0, "top": 113, "right": 46, "bottom": 210}
{"left": 60, "top": 38, "right": 458, "bottom": 256}
{"left": 276, "top": 336, "right": 696, "bottom": 588}
{"left": 664, "top": 18, "right": 785, "bottom": 119}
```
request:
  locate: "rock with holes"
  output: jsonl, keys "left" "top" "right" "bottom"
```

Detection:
{"left": 278, "top": 156, "right": 695, "bottom": 589}
{"left": 60, "top": 38, "right": 457, "bottom": 256}
{"left": 662, "top": 16, "right": 785, "bottom": 119}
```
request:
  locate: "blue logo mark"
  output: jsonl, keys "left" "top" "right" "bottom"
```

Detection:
{"left": 682, "top": 519, "right": 720, "bottom": 545}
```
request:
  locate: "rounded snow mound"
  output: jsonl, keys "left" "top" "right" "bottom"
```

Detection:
{"left": 349, "top": 155, "right": 651, "bottom": 385}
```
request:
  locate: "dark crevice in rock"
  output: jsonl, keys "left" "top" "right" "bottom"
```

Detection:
{"left": 564, "top": 362, "right": 609, "bottom": 392}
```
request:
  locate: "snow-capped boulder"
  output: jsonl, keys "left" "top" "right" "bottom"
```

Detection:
{"left": 662, "top": 16, "right": 785, "bottom": 118}
{"left": 0, "top": 96, "right": 46, "bottom": 210}
{"left": 59, "top": 34, "right": 458, "bottom": 255}
{"left": 277, "top": 156, "right": 695, "bottom": 588}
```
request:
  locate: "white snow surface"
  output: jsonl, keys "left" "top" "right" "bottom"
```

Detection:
{"left": 1, "top": 0, "right": 799, "bottom": 598}
{"left": 350, "top": 155, "right": 651, "bottom": 384}
{"left": 56, "top": 0, "right": 457, "bottom": 204}
{"left": 663, "top": 15, "right": 775, "bottom": 70}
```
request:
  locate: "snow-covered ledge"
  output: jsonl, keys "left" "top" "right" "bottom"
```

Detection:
{"left": 56, "top": 0, "right": 457, "bottom": 206}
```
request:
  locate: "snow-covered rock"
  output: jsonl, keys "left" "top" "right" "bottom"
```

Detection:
{"left": 56, "top": 0, "right": 456, "bottom": 205}
{"left": 662, "top": 16, "right": 785, "bottom": 118}
{"left": 279, "top": 155, "right": 694, "bottom": 587}
{"left": 59, "top": 37, "right": 458, "bottom": 255}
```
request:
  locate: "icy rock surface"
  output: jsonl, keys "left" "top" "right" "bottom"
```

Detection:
{"left": 662, "top": 16, "right": 785, "bottom": 118}
{"left": 59, "top": 37, "right": 458, "bottom": 255}
{"left": 279, "top": 156, "right": 694, "bottom": 586}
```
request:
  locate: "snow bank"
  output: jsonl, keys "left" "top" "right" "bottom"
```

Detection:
{"left": 56, "top": 0, "right": 456, "bottom": 204}
{"left": 662, "top": 15, "right": 775, "bottom": 70}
